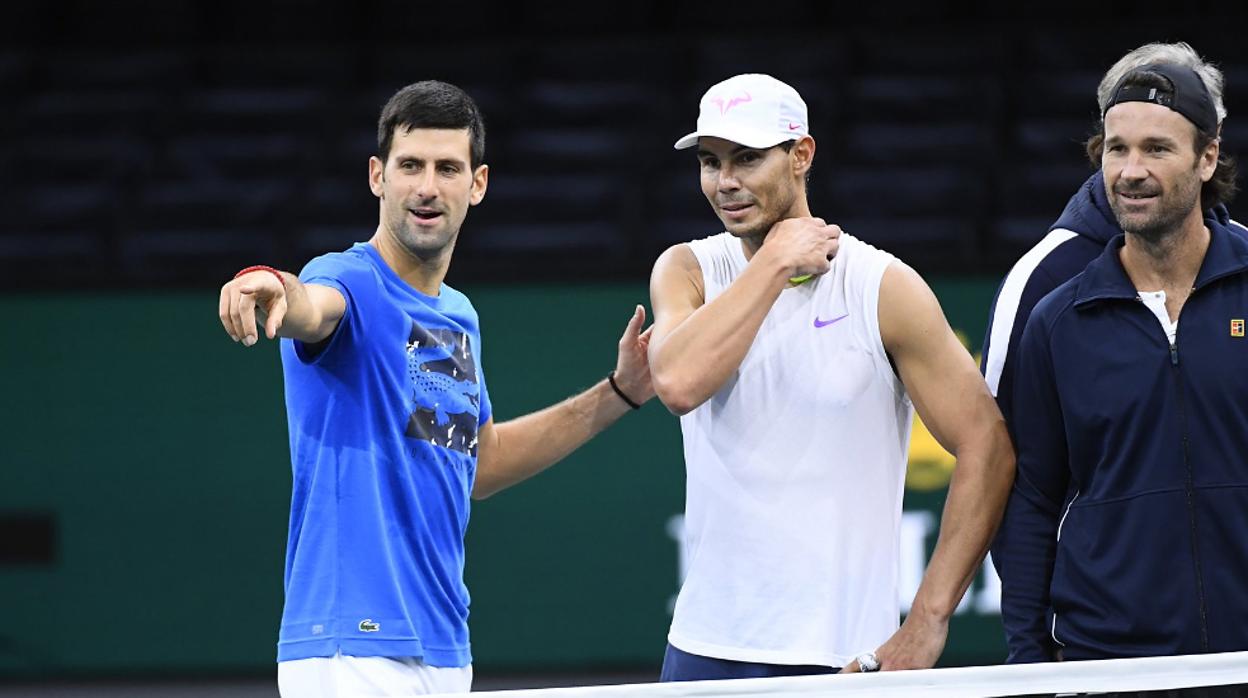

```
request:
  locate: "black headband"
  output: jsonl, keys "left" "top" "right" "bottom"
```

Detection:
{"left": 1103, "top": 63, "right": 1219, "bottom": 134}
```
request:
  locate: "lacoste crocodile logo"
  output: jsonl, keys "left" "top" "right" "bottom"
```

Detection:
{"left": 359, "top": 619, "right": 380, "bottom": 632}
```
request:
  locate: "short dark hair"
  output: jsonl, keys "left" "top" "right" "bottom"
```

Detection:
{"left": 1085, "top": 69, "right": 1238, "bottom": 209}
{"left": 377, "top": 81, "right": 486, "bottom": 169}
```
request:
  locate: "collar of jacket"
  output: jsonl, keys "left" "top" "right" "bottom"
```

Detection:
{"left": 1074, "top": 214, "right": 1248, "bottom": 308}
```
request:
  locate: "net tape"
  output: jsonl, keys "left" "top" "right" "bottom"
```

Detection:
{"left": 458, "top": 651, "right": 1248, "bottom": 698}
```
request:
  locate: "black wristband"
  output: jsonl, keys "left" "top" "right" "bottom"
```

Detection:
{"left": 607, "top": 370, "right": 641, "bottom": 410}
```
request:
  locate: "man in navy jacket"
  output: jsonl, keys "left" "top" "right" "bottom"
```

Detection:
{"left": 981, "top": 41, "right": 1244, "bottom": 448}
{"left": 991, "top": 47, "right": 1248, "bottom": 664}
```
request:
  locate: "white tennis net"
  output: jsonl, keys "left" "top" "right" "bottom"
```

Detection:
{"left": 461, "top": 651, "right": 1248, "bottom": 697}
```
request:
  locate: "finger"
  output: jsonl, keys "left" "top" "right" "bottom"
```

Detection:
{"left": 637, "top": 325, "right": 654, "bottom": 352}
{"left": 219, "top": 286, "right": 238, "bottom": 341}
{"left": 265, "top": 297, "right": 287, "bottom": 339}
{"left": 621, "top": 304, "right": 644, "bottom": 342}
{"left": 236, "top": 291, "right": 258, "bottom": 346}
{"left": 229, "top": 289, "right": 248, "bottom": 344}
{"left": 828, "top": 224, "right": 843, "bottom": 237}
{"left": 840, "top": 660, "right": 860, "bottom": 674}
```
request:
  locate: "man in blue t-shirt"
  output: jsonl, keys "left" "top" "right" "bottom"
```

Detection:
{"left": 218, "top": 81, "right": 655, "bottom": 697}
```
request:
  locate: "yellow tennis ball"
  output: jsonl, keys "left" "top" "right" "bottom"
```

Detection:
{"left": 789, "top": 274, "right": 813, "bottom": 285}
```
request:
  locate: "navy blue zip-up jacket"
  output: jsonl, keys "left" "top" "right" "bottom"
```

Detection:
{"left": 994, "top": 213, "right": 1248, "bottom": 662}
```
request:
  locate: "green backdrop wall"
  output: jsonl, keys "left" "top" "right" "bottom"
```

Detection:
{"left": 0, "top": 277, "right": 1003, "bottom": 678}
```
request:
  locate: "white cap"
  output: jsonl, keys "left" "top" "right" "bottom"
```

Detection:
{"left": 673, "top": 73, "right": 809, "bottom": 150}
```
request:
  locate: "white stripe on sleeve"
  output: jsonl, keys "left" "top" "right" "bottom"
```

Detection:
{"left": 984, "top": 229, "right": 1080, "bottom": 396}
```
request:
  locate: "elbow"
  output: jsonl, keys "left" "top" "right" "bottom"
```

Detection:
{"left": 471, "top": 479, "right": 498, "bottom": 501}
{"left": 995, "top": 424, "right": 1018, "bottom": 483}
{"left": 651, "top": 370, "right": 703, "bottom": 416}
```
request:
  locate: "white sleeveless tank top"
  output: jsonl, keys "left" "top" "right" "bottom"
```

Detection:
{"left": 668, "top": 231, "right": 914, "bottom": 667}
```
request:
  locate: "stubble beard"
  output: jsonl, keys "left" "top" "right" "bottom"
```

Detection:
{"left": 388, "top": 204, "right": 458, "bottom": 263}
{"left": 722, "top": 185, "right": 797, "bottom": 245}
{"left": 1111, "top": 170, "right": 1203, "bottom": 247}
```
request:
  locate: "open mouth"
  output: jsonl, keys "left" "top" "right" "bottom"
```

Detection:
{"left": 410, "top": 208, "right": 444, "bottom": 222}
{"left": 1117, "top": 191, "right": 1158, "bottom": 201}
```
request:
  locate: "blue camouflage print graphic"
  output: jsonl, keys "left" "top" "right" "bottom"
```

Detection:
{"left": 404, "top": 321, "right": 481, "bottom": 455}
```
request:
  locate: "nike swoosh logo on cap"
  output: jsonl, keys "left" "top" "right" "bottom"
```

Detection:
{"left": 788, "top": 123, "right": 802, "bottom": 130}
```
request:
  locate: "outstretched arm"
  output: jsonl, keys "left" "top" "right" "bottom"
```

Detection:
{"left": 218, "top": 267, "right": 346, "bottom": 346}
{"left": 844, "top": 262, "right": 1015, "bottom": 672}
{"left": 472, "top": 305, "right": 654, "bottom": 499}
{"left": 647, "top": 218, "right": 840, "bottom": 415}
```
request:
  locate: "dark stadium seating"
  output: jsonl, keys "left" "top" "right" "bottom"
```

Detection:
{"left": 3, "top": 27, "right": 1244, "bottom": 287}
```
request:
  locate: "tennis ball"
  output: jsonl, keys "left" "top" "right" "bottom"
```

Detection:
{"left": 789, "top": 274, "right": 813, "bottom": 285}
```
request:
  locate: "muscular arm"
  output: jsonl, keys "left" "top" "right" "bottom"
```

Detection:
{"left": 647, "top": 219, "right": 839, "bottom": 415}
{"left": 858, "top": 262, "right": 1016, "bottom": 671}
{"left": 219, "top": 269, "right": 346, "bottom": 345}
{"left": 471, "top": 306, "right": 654, "bottom": 499}
{"left": 647, "top": 244, "right": 785, "bottom": 415}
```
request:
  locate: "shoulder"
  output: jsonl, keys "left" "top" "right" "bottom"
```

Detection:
{"left": 300, "top": 245, "right": 377, "bottom": 286}
{"left": 877, "top": 260, "right": 943, "bottom": 347}
{"left": 836, "top": 232, "right": 897, "bottom": 294}
{"left": 651, "top": 242, "right": 705, "bottom": 305}
{"left": 653, "top": 242, "right": 697, "bottom": 270}
{"left": 438, "top": 285, "right": 480, "bottom": 319}
{"left": 1002, "top": 229, "right": 1099, "bottom": 298}
{"left": 988, "top": 229, "right": 1104, "bottom": 338}
{"left": 1027, "top": 273, "right": 1083, "bottom": 337}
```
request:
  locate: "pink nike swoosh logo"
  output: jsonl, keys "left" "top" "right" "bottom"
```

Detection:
{"left": 788, "top": 123, "right": 801, "bottom": 130}
{"left": 814, "top": 314, "right": 849, "bottom": 328}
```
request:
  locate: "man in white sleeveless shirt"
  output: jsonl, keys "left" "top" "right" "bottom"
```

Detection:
{"left": 648, "top": 73, "right": 1016, "bottom": 680}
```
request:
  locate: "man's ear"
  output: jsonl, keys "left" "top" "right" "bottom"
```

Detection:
{"left": 369, "top": 156, "right": 386, "bottom": 198}
{"left": 469, "top": 164, "right": 489, "bottom": 206}
{"left": 791, "top": 135, "right": 816, "bottom": 179}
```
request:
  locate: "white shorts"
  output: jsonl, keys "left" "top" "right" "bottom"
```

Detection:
{"left": 278, "top": 651, "right": 473, "bottom": 697}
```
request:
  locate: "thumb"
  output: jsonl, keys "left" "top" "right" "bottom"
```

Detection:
{"left": 623, "top": 304, "right": 644, "bottom": 337}
{"left": 839, "top": 660, "right": 860, "bottom": 674}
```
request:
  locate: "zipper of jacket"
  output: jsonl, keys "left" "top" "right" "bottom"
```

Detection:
{"left": 1169, "top": 317, "right": 1210, "bottom": 651}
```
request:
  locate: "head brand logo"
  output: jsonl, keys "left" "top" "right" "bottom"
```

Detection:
{"left": 709, "top": 91, "right": 752, "bottom": 115}
{"left": 1231, "top": 319, "right": 1244, "bottom": 337}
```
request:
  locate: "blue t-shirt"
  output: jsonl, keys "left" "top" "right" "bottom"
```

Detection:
{"left": 276, "top": 242, "right": 491, "bottom": 666}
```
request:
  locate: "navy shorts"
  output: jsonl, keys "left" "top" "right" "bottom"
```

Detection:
{"left": 659, "top": 643, "right": 839, "bottom": 682}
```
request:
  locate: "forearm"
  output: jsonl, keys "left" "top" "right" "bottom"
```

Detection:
{"left": 473, "top": 380, "right": 633, "bottom": 499}
{"left": 910, "top": 425, "right": 1015, "bottom": 621}
{"left": 651, "top": 253, "right": 789, "bottom": 414}
{"left": 268, "top": 275, "right": 338, "bottom": 343}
